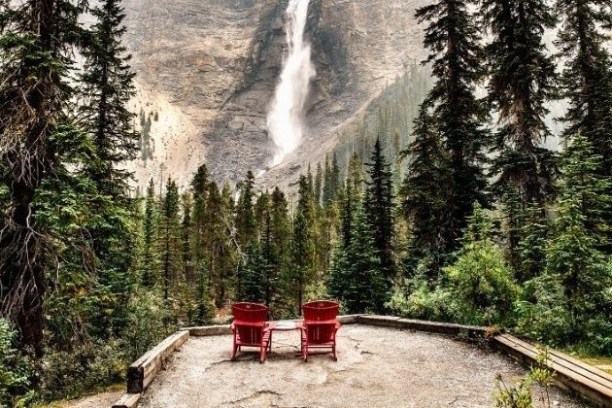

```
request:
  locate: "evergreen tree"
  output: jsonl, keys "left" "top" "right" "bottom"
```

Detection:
{"left": 0, "top": 0, "right": 86, "bottom": 356}
{"left": 203, "top": 181, "right": 236, "bottom": 307}
{"left": 547, "top": 134, "right": 611, "bottom": 330}
{"left": 255, "top": 191, "right": 276, "bottom": 306}
{"left": 290, "top": 176, "right": 317, "bottom": 313}
{"left": 160, "top": 178, "right": 181, "bottom": 317}
{"left": 364, "top": 138, "right": 395, "bottom": 289}
{"left": 331, "top": 152, "right": 341, "bottom": 197}
{"left": 328, "top": 204, "right": 386, "bottom": 314}
{"left": 270, "top": 187, "right": 291, "bottom": 314}
{"left": 322, "top": 155, "right": 333, "bottom": 204}
{"left": 79, "top": 0, "right": 138, "bottom": 196}
{"left": 314, "top": 163, "right": 323, "bottom": 205}
{"left": 194, "top": 261, "right": 215, "bottom": 325}
{"left": 400, "top": 107, "right": 452, "bottom": 278}
{"left": 442, "top": 203, "right": 519, "bottom": 325}
{"left": 181, "top": 191, "right": 195, "bottom": 319}
{"left": 340, "top": 183, "right": 355, "bottom": 251}
{"left": 235, "top": 171, "right": 257, "bottom": 246}
{"left": 142, "top": 179, "right": 158, "bottom": 287}
{"left": 481, "top": 0, "right": 558, "bottom": 207}
{"left": 191, "top": 164, "right": 208, "bottom": 291}
{"left": 238, "top": 242, "right": 266, "bottom": 303}
{"left": 347, "top": 152, "right": 365, "bottom": 197}
{"left": 556, "top": 0, "right": 612, "bottom": 245}
{"left": 521, "top": 134, "right": 612, "bottom": 350}
{"left": 414, "top": 0, "right": 490, "bottom": 258}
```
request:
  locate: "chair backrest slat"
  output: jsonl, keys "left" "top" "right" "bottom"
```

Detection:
{"left": 303, "top": 300, "right": 339, "bottom": 321}
{"left": 232, "top": 302, "right": 268, "bottom": 323}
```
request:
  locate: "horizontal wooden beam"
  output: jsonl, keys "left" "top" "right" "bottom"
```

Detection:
{"left": 493, "top": 334, "right": 612, "bottom": 408}
{"left": 111, "top": 393, "right": 141, "bottom": 408}
{"left": 184, "top": 325, "right": 231, "bottom": 336}
{"left": 127, "top": 330, "right": 189, "bottom": 393}
{"left": 356, "top": 315, "right": 489, "bottom": 338}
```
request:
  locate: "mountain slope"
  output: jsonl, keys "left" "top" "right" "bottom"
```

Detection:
{"left": 123, "top": 0, "right": 430, "bottom": 189}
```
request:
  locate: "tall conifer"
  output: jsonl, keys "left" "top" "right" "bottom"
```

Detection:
{"left": 364, "top": 138, "right": 395, "bottom": 288}
{"left": 481, "top": 0, "right": 558, "bottom": 205}
{"left": 0, "top": 0, "right": 85, "bottom": 355}
{"left": 414, "top": 0, "right": 490, "bottom": 257}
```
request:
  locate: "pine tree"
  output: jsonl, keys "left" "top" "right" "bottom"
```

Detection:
{"left": 0, "top": 0, "right": 86, "bottom": 356}
{"left": 546, "top": 134, "right": 611, "bottom": 332}
{"left": 160, "top": 178, "right": 181, "bottom": 317}
{"left": 254, "top": 191, "right": 277, "bottom": 306}
{"left": 347, "top": 152, "right": 365, "bottom": 196}
{"left": 290, "top": 176, "right": 317, "bottom": 313}
{"left": 414, "top": 0, "right": 490, "bottom": 257}
{"left": 238, "top": 242, "right": 266, "bottom": 303}
{"left": 323, "top": 155, "right": 333, "bottom": 204}
{"left": 364, "top": 138, "right": 395, "bottom": 289}
{"left": 191, "top": 163, "right": 208, "bottom": 288}
{"left": 235, "top": 171, "right": 257, "bottom": 246}
{"left": 142, "top": 179, "right": 158, "bottom": 287}
{"left": 314, "top": 163, "right": 323, "bottom": 205}
{"left": 442, "top": 203, "right": 519, "bottom": 325}
{"left": 270, "top": 187, "right": 291, "bottom": 314}
{"left": 181, "top": 191, "right": 195, "bottom": 319}
{"left": 79, "top": 0, "right": 138, "bottom": 196}
{"left": 556, "top": 0, "right": 612, "bottom": 246}
{"left": 331, "top": 152, "right": 341, "bottom": 199}
{"left": 481, "top": 0, "right": 558, "bottom": 206}
{"left": 400, "top": 107, "right": 452, "bottom": 278}
{"left": 328, "top": 204, "right": 386, "bottom": 314}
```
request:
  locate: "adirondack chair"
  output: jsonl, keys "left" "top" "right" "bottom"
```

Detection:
{"left": 300, "top": 300, "right": 341, "bottom": 361}
{"left": 230, "top": 302, "right": 271, "bottom": 363}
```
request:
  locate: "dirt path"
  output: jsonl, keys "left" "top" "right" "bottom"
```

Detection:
{"left": 136, "top": 325, "right": 588, "bottom": 408}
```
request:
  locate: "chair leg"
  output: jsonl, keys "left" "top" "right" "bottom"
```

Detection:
{"left": 332, "top": 343, "right": 337, "bottom": 361}
{"left": 231, "top": 343, "right": 238, "bottom": 361}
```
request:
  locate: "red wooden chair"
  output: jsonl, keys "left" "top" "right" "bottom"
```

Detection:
{"left": 230, "top": 302, "right": 271, "bottom": 363}
{"left": 300, "top": 300, "right": 341, "bottom": 361}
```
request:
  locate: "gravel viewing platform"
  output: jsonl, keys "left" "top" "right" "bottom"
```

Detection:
{"left": 135, "top": 324, "right": 588, "bottom": 408}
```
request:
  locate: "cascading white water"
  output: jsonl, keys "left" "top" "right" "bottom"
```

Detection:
{"left": 266, "top": 0, "right": 316, "bottom": 166}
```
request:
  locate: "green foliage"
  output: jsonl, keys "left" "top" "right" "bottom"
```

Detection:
{"left": 556, "top": 0, "right": 612, "bottom": 206}
{"left": 119, "top": 289, "right": 172, "bottom": 362}
{"left": 0, "top": 319, "right": 35, "bottom": 407}
{"left": 494, "top": 375, "right": 533, "bottom": 408}
{"left": 238, "top": 242, "right": 266, "bottom": 303}
{"left": 514, "top": 275, "right": 573, "bottom": 346}
{"left": 415, "top": 0, "right": 491, "bottom": 257}
{"left": 400, "top": 106, "right": 452, "bottom": 277}
{"left": 482, "top": 0, "right": 558, "bottom": 207}
{"left": 494, "top": 347, "right": 555, "bottom": 408}
{"left": 364, "top": 138, "right": 395, "bottom": 289}
{"left": 516, "top": 134, "right": 612, "bottom": 352}
{"left": 390, "top": 205, "right": 519, "bottom": 325}
{"left": 328, "top": 204, "right": 387, "bottom": 314}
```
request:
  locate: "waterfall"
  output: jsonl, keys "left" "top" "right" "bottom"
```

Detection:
{"left": 266, "top": 0, "right": 316, "bottom": 166}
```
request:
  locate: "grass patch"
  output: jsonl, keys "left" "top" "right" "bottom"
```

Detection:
{"left": 579, "top": 356, "right": 612, "bottom": 375}
{"left": 35, "top": 383, "right": 124, "bottom": 408}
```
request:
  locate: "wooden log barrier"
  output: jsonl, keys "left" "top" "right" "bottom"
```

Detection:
{"left": 126, "top": 330, "right": 189, "bottom": 394}
{"left": 184, "top": 324, "right": 231, "bottom": 336}
{"left": 357, "top": 315, "right": 489, "bottom": 339}
{"left": 111, "top": 393, "right": 141, "bottom": 408}
{"left": 493, "top": 334, "right": 612, "bottom": 408}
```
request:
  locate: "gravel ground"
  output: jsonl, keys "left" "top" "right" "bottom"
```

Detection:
{"left": 136, "top": 324, "right": 589, "bottom": 408}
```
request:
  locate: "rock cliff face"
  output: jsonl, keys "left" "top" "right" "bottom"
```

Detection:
{"left": 123, "top": 0, "right": 430, "bottom": 190}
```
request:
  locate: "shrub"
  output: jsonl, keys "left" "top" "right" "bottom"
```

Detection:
{"left": 0, "top": 318, "right": 36, "bottom": 407}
